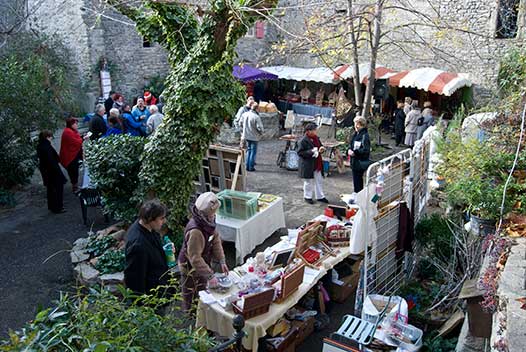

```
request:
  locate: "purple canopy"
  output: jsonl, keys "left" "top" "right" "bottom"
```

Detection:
{"left": 232, "top": 65, "right": 278, "bottom": 83}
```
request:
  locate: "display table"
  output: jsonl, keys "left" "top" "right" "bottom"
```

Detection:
{"left": 291, "top": 103, "right": 334, "bottom": 119}
{"left": 216, "top": 197, "right": 286, "bottom": 264}
{"left": 196, "top": 244, "right": 350, "bottom": 351}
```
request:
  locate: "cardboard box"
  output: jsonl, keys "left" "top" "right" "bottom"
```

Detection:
{"left": 329, "top": 272, "right": 360, "bottom": 303}
{"left": 265, "top": 326, "right": 298, "bottom": 352}
{"left": 291, "top": 316, "right": 315, "bottom": 345}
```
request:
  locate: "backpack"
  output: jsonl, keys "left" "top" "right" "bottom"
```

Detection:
{"left": 417, "top": 116, "right": 424, "bottom": 126}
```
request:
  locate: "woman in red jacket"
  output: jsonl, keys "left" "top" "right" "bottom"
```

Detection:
{"left": 59, "top": 117, "right": 83, "bottom": 193}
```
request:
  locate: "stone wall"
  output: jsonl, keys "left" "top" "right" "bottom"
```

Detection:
{"left": 99, "top": 9, "right": 170, "bottom": 100}
{"left": 28, "top": 0, "right": 170, "bottom": 108}
{"left": 254, "top": 0, "right": 526, "bottom": 103}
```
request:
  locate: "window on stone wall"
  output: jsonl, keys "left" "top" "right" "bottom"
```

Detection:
{"left": 496, "top": 0, "right": 521, "bottom": 38}
{"left": 143, "top": 37, "right": 151, "bottom": 47}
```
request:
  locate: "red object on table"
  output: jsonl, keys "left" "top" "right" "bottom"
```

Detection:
{"left": 324, "top": 207, "right": 334, "bottom": 218}
{"left": 302, "top": 248, "right": 320, "bottom": 264}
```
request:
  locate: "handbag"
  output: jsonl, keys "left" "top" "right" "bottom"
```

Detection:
{"left": 353, "top": 133, "right": 371, "bottom": 171}
{"left": 285, "top": 149, "right": 299, "bottom": 170}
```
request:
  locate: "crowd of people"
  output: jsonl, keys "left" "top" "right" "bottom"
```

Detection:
{"left": 393, "top": 97, "right": 435, "bottom": 148}
{"left": 36, "top": 90, "right": 165, "bottom": 214}
{"left": 88, "top": 90, "right": 165, "bottom": 139}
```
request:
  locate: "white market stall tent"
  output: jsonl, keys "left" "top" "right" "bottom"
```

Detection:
{"left": 262, "top": 64, "right": 472, "bottom": 97}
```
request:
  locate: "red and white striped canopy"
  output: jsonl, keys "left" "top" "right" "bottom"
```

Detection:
{"left": 333, "top": 64, "right": 470, "bottom": 96}
{"left": 333, "top": 63, "right": 397, "bottom": 84}
{"left": 387, "top": 67, "right": 471, "bottom": 96}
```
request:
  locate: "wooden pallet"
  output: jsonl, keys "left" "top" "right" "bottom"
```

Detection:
{"left": 195, "top": 144, "right": 246, "bottom": 193}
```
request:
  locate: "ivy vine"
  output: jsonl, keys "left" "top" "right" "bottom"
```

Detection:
{"left": 107, "top": 0, "right": 278, "bottom": 229}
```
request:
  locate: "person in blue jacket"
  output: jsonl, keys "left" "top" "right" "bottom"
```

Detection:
{"left": 103, "top": 113, "right": 123, "bottom": 137}
{"left": 122, "top": 104, "right": 144, "bottom": 136}
{"left": 132, "top": 97, "right": 150, "bottom": 136}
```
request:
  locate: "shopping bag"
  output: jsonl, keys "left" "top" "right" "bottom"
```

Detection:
{"left": 285, "top": 110, "right": 295, "bottom": 129}
{"left": 285, "top": 150, "right": 299, "bottom": 170}
{"left": 363, "top": 294, "right": 409, "bottom": 324}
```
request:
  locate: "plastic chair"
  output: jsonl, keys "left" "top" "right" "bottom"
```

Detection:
{"left": 78, "top": 188, "right": 109, "bottom": 225}
{"left": 331, "top": 296, "right": 392, "bottom": 347}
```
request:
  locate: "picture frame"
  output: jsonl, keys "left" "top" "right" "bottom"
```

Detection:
{"left": 269, "top": 248, "right": 295, "bottom": 270}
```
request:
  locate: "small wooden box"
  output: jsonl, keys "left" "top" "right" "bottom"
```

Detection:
{"left": 275, "top": 264, "right": 305, "bottom": 303}
{"left": 232, "top": 289, "right": 274, "bottom": 320}
{"left": 295, "top": 221, "right": 335, "bottom": 268}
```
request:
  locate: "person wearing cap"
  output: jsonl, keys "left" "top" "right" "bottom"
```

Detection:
{"left": 124, "top": 199, "right": 169, "bottom": 296}
{"left": 297, "top": 123, "right": 329, "bottom": 204}
{"left": 143, "top": 91, "right": 157, "bottom": 106}
{"left": 178, "top": 192, "right": 228, "bottom": 311}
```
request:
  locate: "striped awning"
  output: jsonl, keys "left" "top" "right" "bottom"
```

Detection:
{"left": 333, "top": 63, "right": 397, "bottom": 84}
{"left": 387, "top": 67, "right": 471, "bottom": 96}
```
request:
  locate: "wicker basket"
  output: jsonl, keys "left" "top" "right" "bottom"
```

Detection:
{"left": 232, "top": 288, "right": 274, "bottom": 320}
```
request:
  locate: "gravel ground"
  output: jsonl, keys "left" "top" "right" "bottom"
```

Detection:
{"left": 0, "top": 131, "right": 403, "bottom": 350}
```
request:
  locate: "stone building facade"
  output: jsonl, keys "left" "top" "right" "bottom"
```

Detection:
{"left": 25, "top": 0, "right": 526, "bottom": 106}
{"left": 27, "top": 0, "right": 170, "bottom": 112}
{"left": 246, "top": 0, "right": 526, "bottom": 102}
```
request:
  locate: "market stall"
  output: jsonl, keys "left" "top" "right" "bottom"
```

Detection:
{"left": 196, "top": 211, "right": 358, "bottom": 351}
{"left": 260, "top": 65, "right": 337, "bottom": 119}
{"left": 216, "top": 192, "right": 286, "bottom": 264}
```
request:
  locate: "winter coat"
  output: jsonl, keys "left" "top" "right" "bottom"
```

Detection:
{"left": 37, "top": 139, "right": 67, "bottom": 187}
{"left": 239, "top": 110, "right": 264, "bottom": 141}
{"left": 59, "top": 127, "right": 83, "bottom": 168}
{"left": 104, "top": 97, "right": 114, "bottom": 116}
{"left": 88, "top": 114, "right": 107, "bottom": 140}
{"left": 132, "top": 106, "right": 151, "bottom": 122}
{"left": 122, "top": 112, "right": 143, "bottom": 136}
{"left": 405, "top": 109, "right": 421, "bottom": 134}
{"left": 349, "top": 128, "right": 371, "bottom": 171}
{"left": 394, "top": 108, "right": 405, "bottom": 136}
{"left": 103, "top": 127, "right": 123, "bottom": 137}
{"left": 417, "top": 114, "right": 435, "bottom": 140}
{"left": 234, "top": 105, "right": 250, "bottom": 129}
{"left": 124, "top": 220, "right": 169, "bottom": 295}
{"left": 146, "top": 113, "right": 164, "bottom": 135}
{"left": 297, "top": 134, "right": 324, "bottom": 179}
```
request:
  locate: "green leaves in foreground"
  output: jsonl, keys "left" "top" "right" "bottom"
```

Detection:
{"left": 0, "top": 287, "right": 213, "bottom": 352}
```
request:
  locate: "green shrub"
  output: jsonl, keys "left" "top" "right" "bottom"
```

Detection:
{"left": 95, "top": 249, "right": 126, "bottom": 274}
{"left": 86, "top": 236, "right": 117, "bottom": 257}
{"left": 84, "top": 135, "right": 147, "bottom": 224}
{"left": 0, "top": 34, "right": 79, "bottom": 192}
{"left": 0, "top": 288, "right": 214, "bottom": 351}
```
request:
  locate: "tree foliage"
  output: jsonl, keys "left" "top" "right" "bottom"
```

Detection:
{"left": 0, "top": 33, "right": 78, "bottom": 191}
{"left": 106, "top": 0, "right": 278, "bottom": 229}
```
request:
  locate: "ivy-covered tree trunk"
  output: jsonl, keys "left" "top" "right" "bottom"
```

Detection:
{"left": 108, "top": 1, "right": 277, "bottom": 228}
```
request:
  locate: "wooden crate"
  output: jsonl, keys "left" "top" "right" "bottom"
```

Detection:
{"left": 275, "top": 264, "right": 305, "bottom": 303}
{"left": 232, "top": 288, "right": 274, "bottom": 320}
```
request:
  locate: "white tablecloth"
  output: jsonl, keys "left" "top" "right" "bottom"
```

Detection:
{"left": 196, "top": 245, "right": 351, "bottom": 351}
{"left": 216, "top": 197, "right": 286, "bottom": 264}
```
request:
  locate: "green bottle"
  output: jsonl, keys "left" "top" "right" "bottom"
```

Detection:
{"left": 163, "top": 235, "right": 176, "bottom": 268}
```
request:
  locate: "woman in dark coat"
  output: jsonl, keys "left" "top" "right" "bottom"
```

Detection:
{"left": 348, "top": 116, "right": 371, "bottom": 193}
{"left": 37, "top": 130, "right": 67, "bottom": 213}
{"left": 297, "top": 123, "right": 328, "bottom": 204}
{"left": 393, "top": 100, "right": 406, "bottom": 146}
